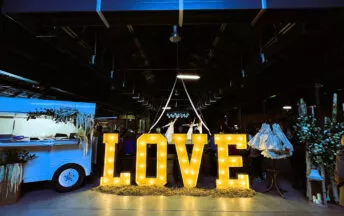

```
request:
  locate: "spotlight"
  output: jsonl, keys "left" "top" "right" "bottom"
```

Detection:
{"left": 162, "top": 107, "right": 172, "bottom": 110}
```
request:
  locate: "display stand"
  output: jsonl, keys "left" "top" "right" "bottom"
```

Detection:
{"left": 265, "top": 169, "right": 285, "bottom": 198}
{"left": 306, "top": 152, "right": 327, "bottom": 207}
{"left": 264, "top": 160, "right": 287, "bottom": 198}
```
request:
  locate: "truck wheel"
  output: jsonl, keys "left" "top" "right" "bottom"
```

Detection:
{"left": 52, "top": 164, "right": 85, "bottom": 192}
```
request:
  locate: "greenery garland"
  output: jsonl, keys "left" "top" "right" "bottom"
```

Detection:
{"left": 27, "top": 107, "right": 94, "bottom": 155}
{"left": 27, "top": 107, "right": 79, "bottom": 124}
{"left": 0, "top": 150, "right": 37, "bottom": 166}
{"left": 294, "top": 115, "right": 322, "bottom": 149}
{"left": 27, "top": 107, "right": 94, "bottom": 134}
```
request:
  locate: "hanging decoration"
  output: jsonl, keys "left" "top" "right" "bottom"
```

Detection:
{"left": 149, "top": 79, "right": 177, "bottom": 133}
{"left": 166, "top": 111, "right": 190, "bottom": 119}
{"left": 181, "top": 79, "right": 211, "bottom": 135}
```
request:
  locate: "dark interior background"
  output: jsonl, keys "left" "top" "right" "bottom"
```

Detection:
{"left": 1, "top": 8, "right": 344, "bottom": 129}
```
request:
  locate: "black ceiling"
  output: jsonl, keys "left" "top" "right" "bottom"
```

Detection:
{"left": 1, "top": 8, "right": 344, "bottom": 117}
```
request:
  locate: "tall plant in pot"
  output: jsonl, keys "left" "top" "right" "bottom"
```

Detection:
{"left": 0, "top": 150, "right": 36, "bottom": 205}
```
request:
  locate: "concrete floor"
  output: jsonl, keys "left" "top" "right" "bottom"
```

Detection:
{"left": 0, "top": 180, "right": 343, "bottom": 216}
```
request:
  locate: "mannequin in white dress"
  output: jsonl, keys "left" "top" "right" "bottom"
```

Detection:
{"left": 194, "top": 120, "right": 203, "bottom": 134}
{"left": 183, "top": 119, "right": 197, "bottom": 143}
{"left": 162, "top": 118, "right": 178, "bottom": 143}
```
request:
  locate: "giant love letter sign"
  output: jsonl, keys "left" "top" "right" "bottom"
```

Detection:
{"left": 215, "top": 134, "right": 249, "bottom": 189}
{"left": 136, "top": 134, "right": 167, "bottom": 186}
{"left": 100, "top": 133, "right": 131, "bottom": 186}
{"left": 100, "top": 133, "right": 249, "bottom": 189}
{"left": 172, "top": 134, "right": 207, "bottom": 188}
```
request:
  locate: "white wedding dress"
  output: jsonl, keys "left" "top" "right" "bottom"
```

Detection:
{"left": 261, "top": 124, "right": 294, "bottom": 159}
{"left": 248, "top": 123, "right": 272, "bottom": 150}
{"left": 163, "top": 119, "right": 177, "bottom": 144}
{"left": 184, "top": 122, "right": 197, "bottom": 142}
{"left": 249, "top": 123, "right": 294, "bottom": 159}
{"left": 195, "top": 120, "right": 203, "bottom": 134}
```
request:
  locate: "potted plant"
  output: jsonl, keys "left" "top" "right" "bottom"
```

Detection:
{"left": 0, "top": 149, "right": 36, "bottom": 205}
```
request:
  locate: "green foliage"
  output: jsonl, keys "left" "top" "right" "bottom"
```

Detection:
{"left": 27, "top": 107, "right": 79, "bottom": 124}
{"left": 294, "top": 115, "right": 322, "bottom": 145}
{"left": 0, "top": 150, "right": 37, "bottom": 166}
{"left": 27, "top": 107, "right": 94, "bottom": 138}
{"left": 319, "top": 119, "right": 344, "bottom": 174}
{"left": 294, "top": 96, "right": 344, "bottom": 177}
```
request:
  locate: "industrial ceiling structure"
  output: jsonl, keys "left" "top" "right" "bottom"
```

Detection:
{"left": 1, "top": 1, "right": 344, "bottom": 120}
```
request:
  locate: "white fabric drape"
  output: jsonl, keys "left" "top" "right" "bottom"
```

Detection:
{"left": 149, "top": 78, "right": 211, "bottom": 135}
{"left": 149, "top": 78, "right": 177, "bottom": 133}
{"left": 181, "top": 79, "right": 211, "bottom": 135}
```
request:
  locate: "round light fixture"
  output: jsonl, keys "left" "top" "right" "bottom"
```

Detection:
{"left": 283, "top": 105, "right": 292, "bottom": 110}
